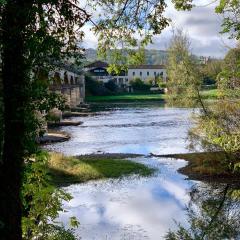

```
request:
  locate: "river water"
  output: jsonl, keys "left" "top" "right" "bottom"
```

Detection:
{"left": 46, "top": 103, "right": 240, "bottom": 240}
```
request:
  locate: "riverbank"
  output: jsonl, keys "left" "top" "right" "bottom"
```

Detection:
{"left": 38, "top": 131, "right": 70, "bottom": 144}
{"left": 86, "top": 93, "right": 165, "bottom": 102}
{"left": 86, "top": 89, "right": 218, "bottom": 103}
{"left": 156, "top": 152, "right": 240, "bottom": 184}
{"left": 48, "top": 153, "right": 155, "bottom": 186}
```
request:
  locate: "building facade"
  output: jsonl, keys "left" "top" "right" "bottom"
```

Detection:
{"left": 84, "top": 61, "right": 167, "bottom": 89}
{"left": 128, "top": 65, "right": 167, "bottom": 82}
{"left": 84, "top": 61, "right": 129, "bottom": 88}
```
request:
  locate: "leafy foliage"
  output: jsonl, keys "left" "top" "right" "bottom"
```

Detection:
{"left": 217, "top": 47, "right": 240, "bottom": 97}
{"left": 92, "top": 0, "right": 169, "bottom": 67}
{"left": 130, "top": 78, "right": 151, "bottom": 91}
{"left": 21, "top": 151, "right": 77, "bottom": 239}
{"left": 188, "top": 47, "right": 240, "bottom": 172}
{"left": 199, "top": 59, "right": 222, "bottom": 86}
{"left": 166, "top": 29, "right": 202, "bottom": 106}
{"left": 215, "top": 0, "right": 240, "bottom": 39}
{"left": 85, "top": 74, "right": 113, "bottom": 96}
{"left": 104, "top": 80, "right": 119, "bottom": 92}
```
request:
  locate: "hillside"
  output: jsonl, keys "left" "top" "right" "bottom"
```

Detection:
{"left": 84, "top": 48, "right": 168, "bottom": 65}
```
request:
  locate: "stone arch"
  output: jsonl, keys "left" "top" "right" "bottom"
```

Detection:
{"left": 70, "top": 75, "right": 74, "bottom": 85}
{"left": 53, "top": 72, "right": 61, "bottom": 85}
{"left": 75, "top": 77, "right": 78, "bottom": 84}
{"left": 64, "top": 71, "right": 68, "bottom": 84}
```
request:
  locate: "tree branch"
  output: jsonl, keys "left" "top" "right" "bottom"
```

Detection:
{"left": 65, "top": 0, "right": 98, "bottom": 28}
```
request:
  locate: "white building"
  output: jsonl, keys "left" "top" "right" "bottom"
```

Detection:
{"left": 84, "top": 61, "right": 167, "bottom": 89}
{"left": 84, "top": 61, "right": 129, "bottom": 88}
{"left": 128, "top": 65, "right": 167, "bottom": 82}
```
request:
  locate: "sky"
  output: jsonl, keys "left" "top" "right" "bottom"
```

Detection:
{"left": 81, "top": 0, "right": 237, "bottom": 58}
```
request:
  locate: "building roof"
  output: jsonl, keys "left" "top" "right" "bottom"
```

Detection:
{"left": 128, "top": 64, "right": 165, "bottom": 69}
{"left": 84, "top": 60, "right": 109, "bottom": 68}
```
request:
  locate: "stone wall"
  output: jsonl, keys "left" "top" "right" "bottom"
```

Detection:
{"left": 49, "top": 69, "right": 85, "bottom": 108}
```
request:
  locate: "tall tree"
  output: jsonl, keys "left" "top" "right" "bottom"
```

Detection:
{"left": 0, "top": 0, "right": 170, "bottom": 238}
{"left": 217, "top": 47, "right": 240, "bottom": 93}
{"left": 166, "top": 29, "right": 203, "bottom": 107}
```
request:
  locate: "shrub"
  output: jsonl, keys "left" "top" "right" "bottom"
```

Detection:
{"left": 46, "top": 112, "right": 61, "bottom": 123}
{"left": 104, "top": 80, "right": 118, "bottom": 92}
{"left": 130, "top": 78, "right": 151, "bottom": 91}
{"left": 85, "top": 74, "right": 112, "bottom": 96}
{"left": 21, "top": 151, "right": 77, "bottom": 239}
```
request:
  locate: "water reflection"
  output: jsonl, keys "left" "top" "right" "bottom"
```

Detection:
{"left": 47, "top": 103, "right": 239, "bottom": 239}
{"left": 166, "top": 183, "right": 240, "bottom": 240}
{"left": 57, "top": 157, "right": 193, "bottom": 240}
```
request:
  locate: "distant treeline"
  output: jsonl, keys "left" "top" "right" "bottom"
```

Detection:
{"left": 84, "top": 48, "right": 168, "bottom": 65}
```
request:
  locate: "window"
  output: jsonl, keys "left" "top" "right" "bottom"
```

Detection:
{"left": 140, "top": 72, "right": 142, "bottom": 76}
{"left": 147, "top": 72, "right": 149, "bottom": 76}
{"left": 154, "top": 72, "right": 156, "bottom": 76}
{"left": 94, "top": 69, "right": 105, "bottom": 73}
{"left": 133, "top": 72, "right": 135, "bottom": 76}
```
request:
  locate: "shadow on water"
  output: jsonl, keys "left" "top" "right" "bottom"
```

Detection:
{"left": 166, "top": 183, "right": 240, "bottom": 240}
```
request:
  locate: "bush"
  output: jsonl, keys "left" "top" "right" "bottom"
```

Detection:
{"left": 104, "top": 80, "right": 118, "bottom": 92}
{"left": 130, "top": 78, "right": 151, "bottom": 91}
{"left": 21, "top": 151, "right": 77, "bottom": 239}
{"left": 85, "top": 74, "right": 112, "bottom": 96}
{"left": 46, "top": 112, "right": 61, "bottom": 123}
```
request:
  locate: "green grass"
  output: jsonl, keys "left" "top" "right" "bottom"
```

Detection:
{"left": 48, "top": 153, "right": 155, "bottom": 185}
{"left": 200, "top": 89, "right": 218, "bottom": 99}
{"left": 86, "top": 90, "right": 219, "bottom": 103}
{"left": 86, "top": 93, "right": 165, "bottom": 102}
{"left": 163, "top": 152, "right": 240, "bottom": 183}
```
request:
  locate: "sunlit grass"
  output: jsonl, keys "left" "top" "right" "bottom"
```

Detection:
{"left": 169, "top": 152, "right": 239, "bottom": 176}
{"left": 200, "top": 89, "right": 218, "bottom": 99}
{"left": 86, "top": 89, "right": 219, "bottom": 102}
{"left": 86, "top": 93, "right": 165, "bottom": 102}
{"left": 48, "top": 152, "right": 155, "bottom": 185}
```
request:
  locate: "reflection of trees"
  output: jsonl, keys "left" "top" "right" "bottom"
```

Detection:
{"left": 165, "top": 183, "right": 240, "bottom": 240}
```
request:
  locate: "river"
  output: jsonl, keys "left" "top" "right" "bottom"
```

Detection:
{"left": 46, "top": 103, "right": 240, "bottom": 240}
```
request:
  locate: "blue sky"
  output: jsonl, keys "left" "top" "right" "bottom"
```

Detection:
{"left": 81, "top": 0, "right": 236, "bottom": 58}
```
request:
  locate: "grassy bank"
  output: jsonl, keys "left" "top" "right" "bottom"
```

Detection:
{"left": 86, "top": 93, "right": 165, "bottom": 102}
{"left": 86, "top": 89, "right": 218, "bottom": 103}
{"left": 200, "top": 89, "right": 218, "bottom": 99}
{"left": 48, "top": 153, "right": 155, "bottom": 185}
{"left": 160, "top": 152, "right": 240, "bottom": 184}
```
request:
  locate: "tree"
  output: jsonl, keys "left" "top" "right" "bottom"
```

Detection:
{"left": 166, "top": 29, "right": 203, "bottom": 107}
{"left": 104, "top": 80, "right": 118, "bottom": 92}
{"left": 199, "top": 59, "right": 223, "bottom": 85}
{"left": 0, "top": 0, "right": 171, "bottom": 238}
{"left": 130, "top": 78, "right": 151, "bottom": 91}
{"left": 215, "top": 0, "right": 240, "bottom": 39}
{"left": 217, "top": 47, "right": 240, "bottom": 94}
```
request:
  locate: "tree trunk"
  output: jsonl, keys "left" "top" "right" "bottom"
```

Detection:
{"left": 0, "top": 1, "right": 32, "bottom": 239}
